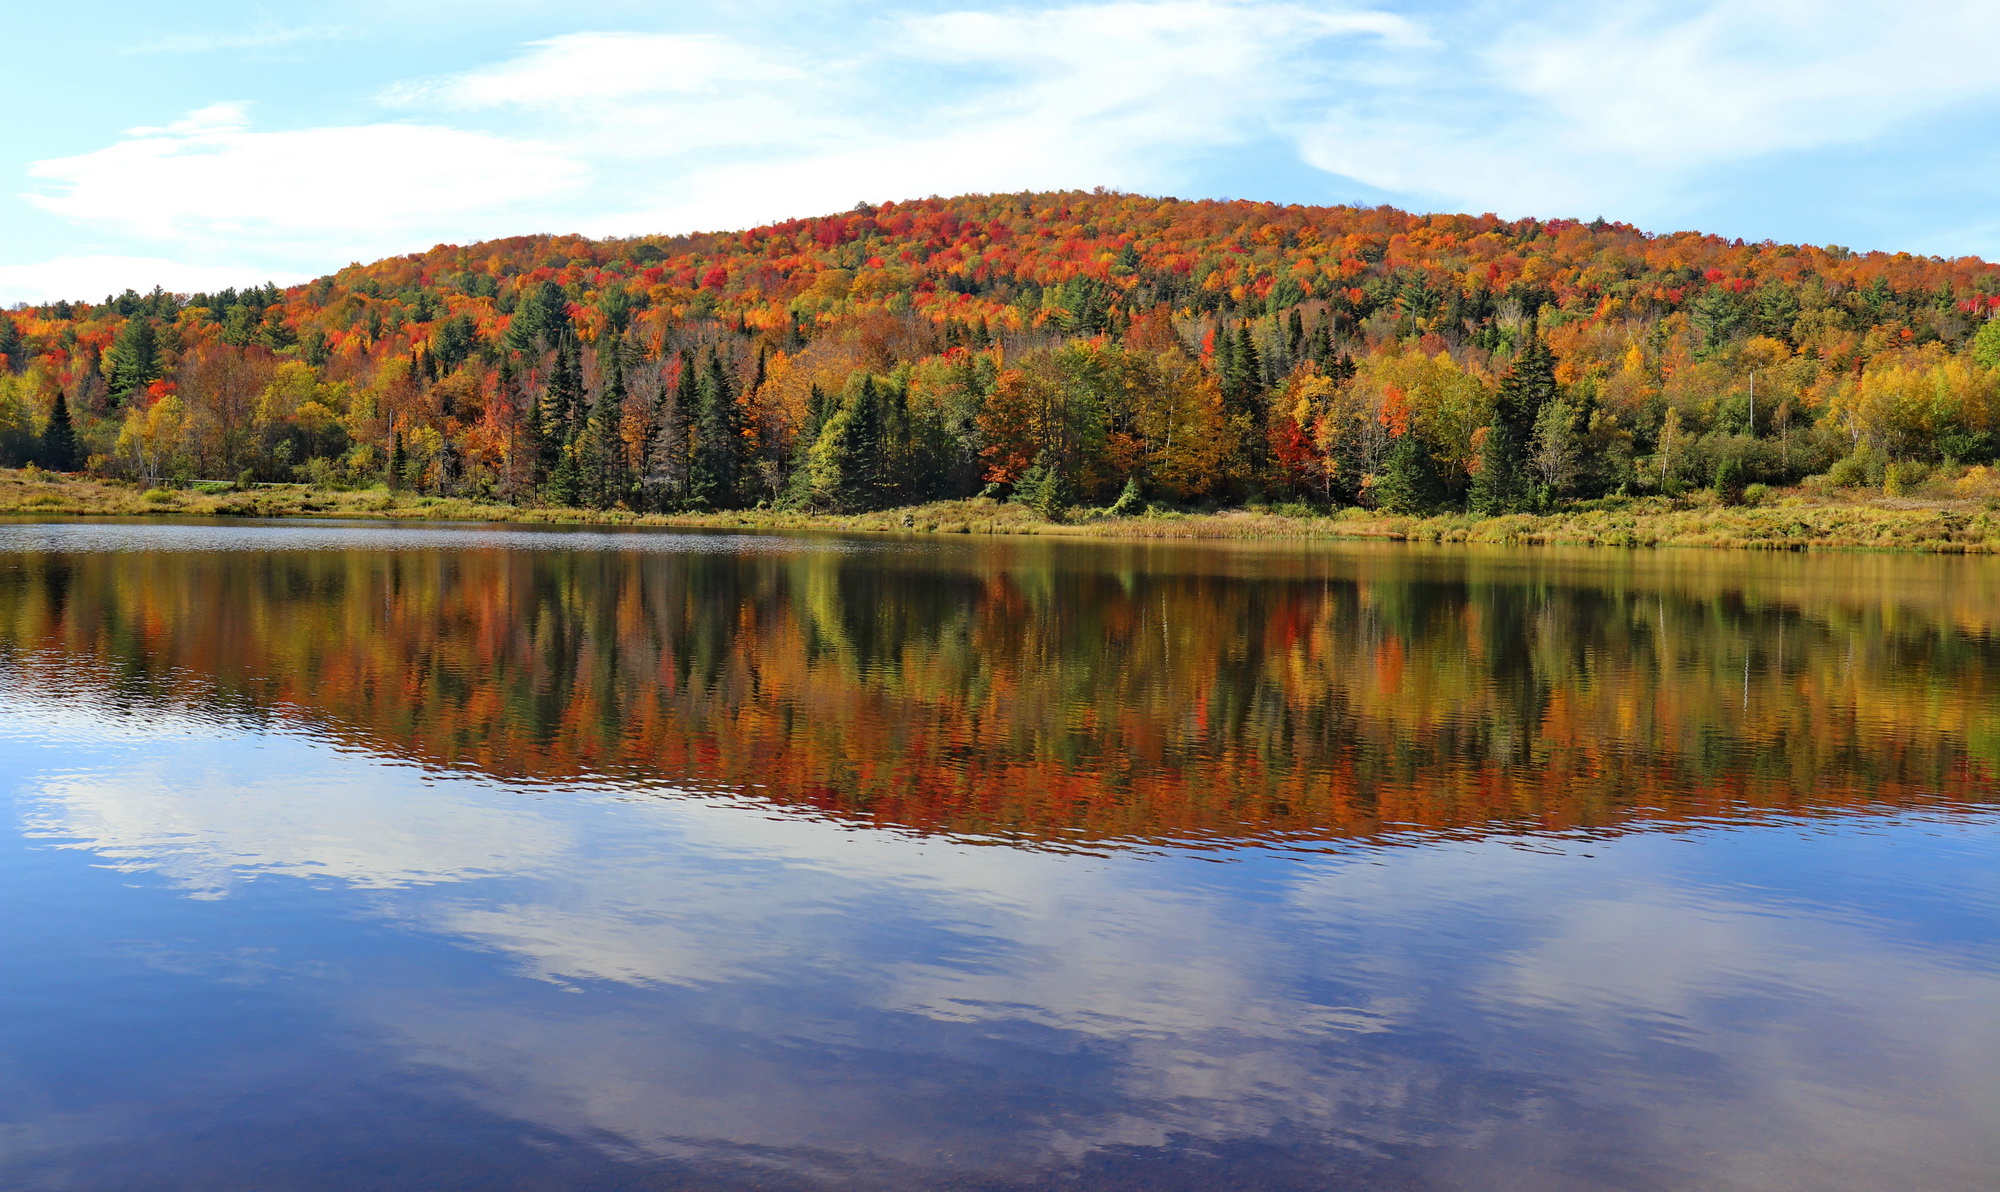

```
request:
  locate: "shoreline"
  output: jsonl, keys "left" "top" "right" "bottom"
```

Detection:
{"left": 3, "top": 468, "right": 1998, "bottom": 554}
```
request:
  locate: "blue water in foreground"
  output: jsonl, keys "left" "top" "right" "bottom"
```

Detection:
{"left": 0, "top": 521, "right": 1994, "bottom": 1191}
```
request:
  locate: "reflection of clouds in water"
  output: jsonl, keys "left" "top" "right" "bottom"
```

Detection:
{"left": 9, "top": 700, "right": 1999, "bottom": 1190}
{"left": 9, "top": 700, "right": 571, "bottom": 893}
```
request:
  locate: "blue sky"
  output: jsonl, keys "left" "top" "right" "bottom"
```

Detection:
{"left": 5, "top": 0, "right": 2000, "bottom": 304}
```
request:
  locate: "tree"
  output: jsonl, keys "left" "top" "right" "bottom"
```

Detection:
{"left": 643, "top": 349, "right": 697, "bottom": 510}
{"left": 39, "top": 387, "right": 80, "bottom": 471}
{"left": 1374, "top": 430, "right": 1444, "bottom": 514}
{"left": 507, "top": 281, "right": 572, "bottom": 354}
{"left": 103, "top": 317, "right": 160, "bottom": 406}
{"left": 808, "top": 376, "right": 887, "bottom": 511}
{"left": 1973, "top": 317, "right": 2000, "bottom": 370}
{"left": 1529, "top": 394, "right": 1587, "bottom": 502}
{"left": 581, "top": 338, "right": 630, "bottom": 509}
{"left": 1472, "top": 336, "right": 1557, "bottom": 514}
{"left": 0, "top": 317, "right": 25, "bottom": 372}
{"left": 688, "top": 348, "right": 744, "bottom": 509}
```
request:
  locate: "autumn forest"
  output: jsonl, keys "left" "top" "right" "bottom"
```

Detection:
{"left": 6, "top": 190, "right": 2000, "bottom": 516}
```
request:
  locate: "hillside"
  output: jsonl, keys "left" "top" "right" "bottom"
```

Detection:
{"left": 3, "top": 191, "right": 1999, "bottom": 515}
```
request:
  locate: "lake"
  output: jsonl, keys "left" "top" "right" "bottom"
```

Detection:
{"left": 0, "top": 519, "right": 1994, "bottom": 1192}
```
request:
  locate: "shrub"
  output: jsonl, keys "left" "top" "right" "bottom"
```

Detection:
{"left": 1884, "top": 460, "right": 1930, "bottom": 496}
{"left": 1106, "top": 476, "right": 1145, "bottom": 517}
{"left": 1825, "top": 445, "right": 1887, "bottom": 489}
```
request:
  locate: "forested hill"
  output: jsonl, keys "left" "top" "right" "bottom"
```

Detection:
{"left": 6, "top": 190, "right": 2000, "bottom": 514}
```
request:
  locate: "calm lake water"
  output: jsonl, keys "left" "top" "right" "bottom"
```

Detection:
{"left": 0, "top": 519, "right": 1995, "bottom": 1192}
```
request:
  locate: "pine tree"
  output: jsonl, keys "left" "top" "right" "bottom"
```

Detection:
{"left": 646, "top": 348, "right": 697, "bottom": 510}
{"left": 546, "top": 438, "right": 582, "bottom": 508}
{"left": 1469, "top": 419, "right": 1524, "bottom": 515}
{"left": 583, "top": 339, "right": 630, "bottom": 509}
{"left": 1375, "top": 430, "right": 1443, "bottom": 515}
{"left": 1471, "top": 335, "right": 1558, "bottom": 514}
{"left": 688, "top": 348, "right": 743, "bottom": 509}
{"left": 1233, "top": 324, "right": 1263, "bottom": 401}
{"left": 807, "top": 376, "right": 885, "bottom": 511}
{"left": 0, "top": 316, "right": 25, "bottom": 372}
{"left": 39, "top": 388, "right": 80, "bottom": 471}
{"left": 103, "top": 317, "right": 160, "bottom": 406}
{"left": 387, "top": 431, "right": 405, "bottom": 491}
{"left": 546, "top": 334, "right": 584, "bottom": 445}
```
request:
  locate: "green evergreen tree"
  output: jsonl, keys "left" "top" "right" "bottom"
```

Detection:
{"left": 807, "top": 376, "right": 886, "bottom": 511}
{"left": 38, "top": 387, "right": 80, "bottom": 471}
{"left": 1032, "top": 450, "right": 1077, "bottom": 522}
{"left": 387, "top": 431, "right": 405, "bottom": 491}
{"left": 0, "top": 316, "right": 25, "bottom": 371}
{"left": 688, "top": 348, "right": 743, "bottom": 509}
{"left": 1469, "top": 419, "right": 1525, "bottom": 515}
{"left": 546, "top": 334, "right": 584, "bottom": 445}
{"left": 1107, "top": 475, "right": 1145, "bottom": 517}
{"left": 582, "top": 339, "right": 630, "bottom": 509}
{"left": 1375, "top": 431, "right": 1444, "bottom": 515}
{"left": 507, "top": 281, "right": 572, "bottom": 354}
{"left": 1472, "top": 335, "right": 1558, "bottom": 514}
{"left": 103, "top": 316, "right": 160, "bottom": 405}
{"left": 645, "top": 348, "right": 698, "bottom": 510}
{"left": 546, "top": 437, "right": 582, "bottom": 507}
{"left": 1227, "top": 324, "right": 1263, "bottom": 409}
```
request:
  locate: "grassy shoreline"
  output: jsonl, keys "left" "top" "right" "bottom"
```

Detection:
{"left": 4, "top": 467, "right": 2000, "bottom": 553}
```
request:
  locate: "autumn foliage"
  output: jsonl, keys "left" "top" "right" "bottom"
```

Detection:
{"left": 5, "top": 191, "right": 2000, "bottom": 511}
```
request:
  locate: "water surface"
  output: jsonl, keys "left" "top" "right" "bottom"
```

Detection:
{"left": 0, "top": 520, "right": 1994, "bottom": 1191}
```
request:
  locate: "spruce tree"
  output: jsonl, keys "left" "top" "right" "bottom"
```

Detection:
{"left": 1230, "top": 324, "right": 1262, "bottom": 409}
{"left": 103, "top": 317, "right": 160, "bottom": 406}
{"left": 39, "top": 388, "right": 80, "bottom": 471}
{"left": 647, "top": 348, "right": 697, "bottom": 509}
{"left": 546, "top": 334, "right": 584, "bottom": 445}
{"left": 807, "top": 376, "right": 885, "bottom": 511}
{"left": 1375, "top": 430, "right": 1444, "bottom": 515}
{"left": 1468, "top": 335, "right": 1556, "bottom": 513}
{"left": 688, "top": 348, "right": 743, "bottom": 509}
{"left": 0, "top": 316, "right": 25, "bottom": 371}
{"left": 387, "top": 431, "right": 405, "bottom": 490}
{"left": 546, "top": 444, "right": 582, "bottom": 507}
{"left": 583, "top": 341, "right": 630, "bottom": 509}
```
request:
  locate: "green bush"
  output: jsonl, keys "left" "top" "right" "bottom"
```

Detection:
{"left": 1884, "top": 459, "right": 1930, "bottom": 497}
{"left": 1825, "top": 445, "right": 1887, "bottom": 489}
{"left": 1106, "top": 476, "right": 1145, "bottom": 517}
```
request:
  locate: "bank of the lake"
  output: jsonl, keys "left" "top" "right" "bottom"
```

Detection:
{"left": 4, "top": 466, "right": 1999, "bottom": 553}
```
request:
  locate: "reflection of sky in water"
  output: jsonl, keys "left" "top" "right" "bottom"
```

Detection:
{"left": 2, "top": 692, "right": 1994, "bottom": 1192}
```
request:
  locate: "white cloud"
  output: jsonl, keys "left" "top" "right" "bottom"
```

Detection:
{"left": 489, "top": 4, "right": 1418, "bottom": 234}
{"left": 383, "top": 31, "right": 804, "bottom": 108}
{"left": 0, "top": 255, "right": 309, "bottom": 307}
{"left": 24, "top": 105, "right": 587, "bottom": 259}
{"left": 1302, "top": 0, "right": 2000, "bottom": 218}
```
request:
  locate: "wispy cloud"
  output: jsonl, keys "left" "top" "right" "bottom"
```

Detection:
{"left": 1301, "top": 0, "right": 2000, "bottom": 220}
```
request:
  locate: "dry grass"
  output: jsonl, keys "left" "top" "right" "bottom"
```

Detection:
{"left": 5, "top": 467, "right": 2000, "bottom": 553}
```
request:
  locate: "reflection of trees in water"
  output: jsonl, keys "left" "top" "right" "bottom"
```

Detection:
{"left": 1, "top": 544, "right": 1994, "bottom": 846}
